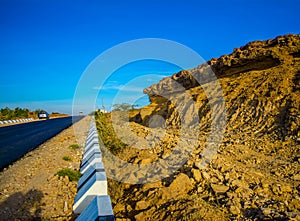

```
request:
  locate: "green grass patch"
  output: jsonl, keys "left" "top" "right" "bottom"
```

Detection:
{"left": 69, "top": 144, "right": 80, "bottom": 149}
{"left": 56, "top": 168, "right": 81, "bottom": 182}
{"left": 62, "top": 156, "right": 71, "bottom": 161}
{"left": 95, "top": 111, "right": 127, "bottom": 155}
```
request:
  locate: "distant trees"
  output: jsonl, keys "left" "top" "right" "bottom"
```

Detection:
{"left": 14, "top": 107, "right": 29, "bottom": 118}
{"left": 112, "top": 103, "right": 139, "bottom": 111}
{"left": 0, "top": 107, "right": 46, "bottom": 120}
{"left": 0, "top": 107, "right": 10, "bottom": 117}
{"left": 90, "top": 103, "right": 139, "bottom": 117}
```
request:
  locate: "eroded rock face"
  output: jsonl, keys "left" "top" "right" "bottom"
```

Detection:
{"left": 144, "top": 34, "right": 300, "bottom": 99}
{"left": 135, "top": 34, "right": 300, "bottom": 141}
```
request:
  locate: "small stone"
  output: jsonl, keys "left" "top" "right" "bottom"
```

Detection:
{"left": 229, "top": 205, "right": 240, "bottom": 215}
{"left": 211, "top": 184, "right": 229, "bottom": 194}
{"left": 142, "top": 181, "right": 162, "bottom": 190}
{"left": 231, "top": 179, "right": 248, "bottom": 188}
{"left": 262, "top": 208, "right": 271, "bottom": 216}
{"left": 169, "top": 173, "right": 193, "bottom": 194}
{"left": 210, "top": 176, "right": 219, "bottom": 183}
{"left": 224, "top": 173, "right": 230, "bottom": 181}
{"left": 195, "top": 161, "right": 207, "bottom": 169}
{"left": 272, "top": 186, "right": 279, "bottom": 195}
{"left": 201, "top": 171, "right": 210, "bottom": 180}
{"left": 226, "top": 192, "right": 237, "bottom": 199}
{"left": 135, "top": 200, "right": 149, "bottom": 210}
{"left": 114, "top": 204, "right": 125, "bottom": 213}
{"left": 140, "top": 158, "right": 152, "bottom": 165}
{"left": 274, "top": 171, "right": 281, "bottom": 177}
{"left": 162, "top": 173, "right": 193, "bottom": 199}
{"left": 161, "top": 152, "right": 169, "bottom": 159}
{"left": 280, "top": 185, "right": 292, "bottom": 193}
{"left": 126, "top": 204, "right": 133, "bottom": 212}
{"left": 234, "top": 187, "right": 244, "bottom": 194}
{"left": 293, "top": 174, "right": 300, "bottom": 181}
{"left": 63, "top": 201, "right": 68, "bottom": 212}
{"left": 135, "top": 211, "right": 147, "bottom": 221}
{"left": 197, "top": 186, "right": 204, "bottom": 193}
{"left": 56, "top": 191, "right": 63, "bottom": 196}
{"left": 191, "top": 169, "right": 202, "bottom": 182}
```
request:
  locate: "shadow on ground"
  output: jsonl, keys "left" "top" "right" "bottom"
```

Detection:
{"left": 0, "top": 189, "right": 43, "bottom": 221}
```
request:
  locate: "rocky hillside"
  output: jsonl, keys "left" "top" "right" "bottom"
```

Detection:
{"left": 140, "top": 34, "right": 300, "bottom": 141}
{"left": 96, "top": 34, "right": 300, "bottom": 220}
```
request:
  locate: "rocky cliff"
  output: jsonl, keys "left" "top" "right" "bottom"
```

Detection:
{"left": 97, "top": 34, "right": 300, "bottom": 220}
{"left": 137, "top": 34, "right": 300, "bottom": 141}
{"left": 145, "top": 34, "right": 300, "bottom": 96}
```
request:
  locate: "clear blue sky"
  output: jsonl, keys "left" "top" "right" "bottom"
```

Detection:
{"left": 0, "top": 0, "right": 299, "bottom": 114}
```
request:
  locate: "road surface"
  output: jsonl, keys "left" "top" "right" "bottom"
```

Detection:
{"left": 0, "top": 116, "right": 84, "bottom": 170}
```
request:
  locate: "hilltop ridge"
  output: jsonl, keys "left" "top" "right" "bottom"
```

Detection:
{"left": 145, "top": 34, "right": 300, "bottom": 97}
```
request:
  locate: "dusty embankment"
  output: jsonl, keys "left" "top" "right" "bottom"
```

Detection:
{"left": 0, "top": 116, "right": 90, "bottom": 221}
{"left": 96, "top": 34, "right": 300, "bottom": 220}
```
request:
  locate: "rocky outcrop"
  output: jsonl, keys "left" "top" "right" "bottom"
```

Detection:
{"left": 136, "top": 34, "right": 300, "bottom": 141}
{"left": 144, "top": 34, "right": 300, "bottom": 100}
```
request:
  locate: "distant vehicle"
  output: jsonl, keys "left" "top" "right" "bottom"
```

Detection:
{"left": 38, "top": 111, "right": 49, "bottom": 119}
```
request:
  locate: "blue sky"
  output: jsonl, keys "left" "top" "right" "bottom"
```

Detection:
{"left": 0, "top": 0, "right": 299, "bottom": 114}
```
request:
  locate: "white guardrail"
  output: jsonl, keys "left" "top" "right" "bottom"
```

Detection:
{"left": 73, "top": 118, "right": 115, "bottom": 221}
{"left": 0, "top": 118, "right": 34, "bottom": 124}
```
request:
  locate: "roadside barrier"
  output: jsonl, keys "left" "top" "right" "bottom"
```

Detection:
{"left": 73, "top": 118, "right": 115, "bottom": 220}
{"left": 76, "top": 196, "right": 114, "bottom": 221}
{"left": 0, "top": 118, "right": 34, "bottom": 125}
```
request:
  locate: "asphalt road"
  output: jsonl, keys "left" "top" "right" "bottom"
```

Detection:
{"left": 0, "top": 116, "right": 84, "bottom": 170}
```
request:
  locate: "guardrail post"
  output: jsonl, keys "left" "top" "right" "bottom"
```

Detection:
{"left": 76, "top": 196, "right": 115, "bottom": 221}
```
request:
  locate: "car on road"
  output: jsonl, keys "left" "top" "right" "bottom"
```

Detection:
{"left": 38, "top": 111, "right": 49, "bottom": 120}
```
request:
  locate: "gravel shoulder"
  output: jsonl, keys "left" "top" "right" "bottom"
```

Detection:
{"left": 0, "top": 116, "right": 90, "bottom": 221}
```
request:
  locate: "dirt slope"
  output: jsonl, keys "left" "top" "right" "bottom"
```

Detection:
{"left": 96, "top": 34, "right": 300, "bottom": 220}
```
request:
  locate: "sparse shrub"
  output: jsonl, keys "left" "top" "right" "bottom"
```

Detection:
{"left": 69, "top": 144, "right": 80, "bottom": 149}
{"left": 62, "top": 156, "right": 71, "bottom": 161}
{"left": 56, "top": 168, "right": 81, "bottom": 182}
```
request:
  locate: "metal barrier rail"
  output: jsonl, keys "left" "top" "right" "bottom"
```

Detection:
{"left": 0, "top": 118, "right": 34, "bottom": 124}
{"left": 73, "top": 118, "right": 115, "bottom": 221}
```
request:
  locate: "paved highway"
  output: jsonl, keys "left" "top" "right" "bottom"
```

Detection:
{"left": 0, "top": 116, "right": 84, "bottom": 170}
